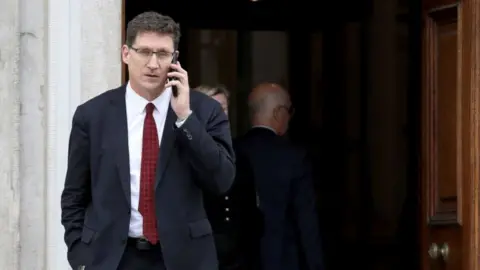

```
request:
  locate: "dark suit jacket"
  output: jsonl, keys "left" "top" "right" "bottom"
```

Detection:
{"left": 203, "top": 139, "right": 263, "bottom": 267}
{"left": 235, "top": 127, "right": 324, "bottom": 270}
{"left": 60, "top": 85, "right": 235, "bottom": 270}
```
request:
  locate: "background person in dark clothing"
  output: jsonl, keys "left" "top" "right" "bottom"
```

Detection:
{"left": 196, "top": 85, "right": 229, "bottom": 116}
{"left": 235, "top": 83, "right": 325, "bottom": 270}
{"left": 197, "top": 85, "right": 263, "bottom": 270}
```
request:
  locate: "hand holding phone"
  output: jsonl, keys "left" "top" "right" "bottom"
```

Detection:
{"left": 167, "top": 53, "right": 192, "bottom": 120}
{"left": 168, "top": 52, "right": 179, "bottom": 97}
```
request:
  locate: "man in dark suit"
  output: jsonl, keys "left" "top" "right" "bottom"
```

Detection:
{"left": 60, "top": 12, "right": 235, "bottom": 270}
{"left": 235, "top": 83, "right": 324, "bottom": 270}
{"left": 197, "top": 85, "right": 263, "bottom": 270}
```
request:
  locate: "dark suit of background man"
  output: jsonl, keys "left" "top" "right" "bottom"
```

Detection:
{"left": 60, "top": 12, "right": 235, "bottom": 270}
{"left": 196, "top": 85, "right": 263, "bottom": 270}
{"left": 235, "top": 83, "right": 325, "bottom": 270}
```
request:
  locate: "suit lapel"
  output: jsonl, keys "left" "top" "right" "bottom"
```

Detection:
{"left": 109, "top": 86, "right": 131, "bottom": 205}
{"left": 155, "top": 105, "right": 177, "bottom": 189}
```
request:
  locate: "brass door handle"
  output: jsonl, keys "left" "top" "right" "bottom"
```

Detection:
{"left": 428, "top": 242, "right": 449, "bottom": 260}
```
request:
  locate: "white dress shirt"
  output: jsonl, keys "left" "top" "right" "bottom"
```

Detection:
{"left": 125, "top": 83, "right": 172, "bottom": 237}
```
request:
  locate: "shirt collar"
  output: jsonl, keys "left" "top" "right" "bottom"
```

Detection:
{"left": 251, "top": 125, "right": 277, "bottom": 134}
{"left": 125, "top": 82, "right": 172, "bottom": 114}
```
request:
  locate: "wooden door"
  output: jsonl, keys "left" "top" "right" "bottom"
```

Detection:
{"left": 421, "top": 0, "right": 480, "bottom": 270}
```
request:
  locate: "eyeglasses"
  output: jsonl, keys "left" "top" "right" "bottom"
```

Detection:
{"left": 130, "top": 47, "right": 175, "bottom": 63}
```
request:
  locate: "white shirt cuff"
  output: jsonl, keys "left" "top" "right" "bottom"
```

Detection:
{"left": 175, "top": 111, "right": 192, "bottom": 127}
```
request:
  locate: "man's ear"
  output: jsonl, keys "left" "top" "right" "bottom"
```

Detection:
{"left": 121, "top": 45, "right": 130, "bottom": 65}
{"left": 272, "top": 107, "right": 280, "bottom": 122}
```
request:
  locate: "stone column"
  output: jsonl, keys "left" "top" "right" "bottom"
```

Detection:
{"left": 0, "top": 0, "right": 21, "bottom": 269}
{"left": 80, "top": 0, "right": 123, "bottom": 100}
{"left": 44, "top": 0, "right": 122, "bottom": 269}
{"left": 0, "top": 0, "right": 122, "bottom": 269}
{"left": 18, "top": 0, "right": 48, "bottom": 269}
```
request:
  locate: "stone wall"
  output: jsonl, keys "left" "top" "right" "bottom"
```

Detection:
{"left": 0, "top": 0, "right": 21, "bottom": 268}
{"left": 0, "top": 0, "right": 122, "bottom": 269}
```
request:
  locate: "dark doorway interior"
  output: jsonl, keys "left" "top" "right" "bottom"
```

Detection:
{"left": 124, "top": 0, "right": 422, "bottom": 269}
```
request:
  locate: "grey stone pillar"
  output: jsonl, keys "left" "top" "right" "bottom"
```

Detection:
{"left": 0, "top": 0, "right": 21, "bottom": 268}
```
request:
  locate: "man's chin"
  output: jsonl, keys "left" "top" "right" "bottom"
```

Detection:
{"left": 141, "top": 81, "right": 163, "bottom": 91}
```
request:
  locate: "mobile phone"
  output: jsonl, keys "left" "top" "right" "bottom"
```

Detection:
{"left": 169, "top": 52, "right": 179, "bottom": 97}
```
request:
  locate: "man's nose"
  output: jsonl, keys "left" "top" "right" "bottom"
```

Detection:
{"left": 146, "top": 54, "right": 159, "bottom": 68}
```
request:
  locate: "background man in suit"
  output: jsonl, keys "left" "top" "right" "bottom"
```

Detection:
{"left": 60, "top": 12, "right": 235, "bottom": 270}
{"left": 196, "top": 85, "right": 229, "bottom": 116}
{"left": 197, "top": 85, "right": 263, "bottom": 270}
{"left": 235, "top": 83, "right": 325, "bottom": 270}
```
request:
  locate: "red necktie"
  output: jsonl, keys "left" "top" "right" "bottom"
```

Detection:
{"left": 139, "top": 103, "right": 159, "bottom": 244}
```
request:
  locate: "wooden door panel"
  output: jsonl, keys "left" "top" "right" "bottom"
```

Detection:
{"left": 423, "top": 0, "right": 459, "bottom": 10}
{"left": 424, "top": 6, "right": 461, "bottom": 226}
{"left": 421, "top": 0, "right": 480, "bottom": 270}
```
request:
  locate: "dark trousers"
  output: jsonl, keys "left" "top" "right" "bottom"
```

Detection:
{"left": 117, "top": 240, "right": 166, "bottom": 270}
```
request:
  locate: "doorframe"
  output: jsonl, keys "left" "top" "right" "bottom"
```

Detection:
{"left": 457, "top": 1, "right": 480, "bottom": 268}
{"left": 419, "top": 0, "right": 480, "bottom": 269}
